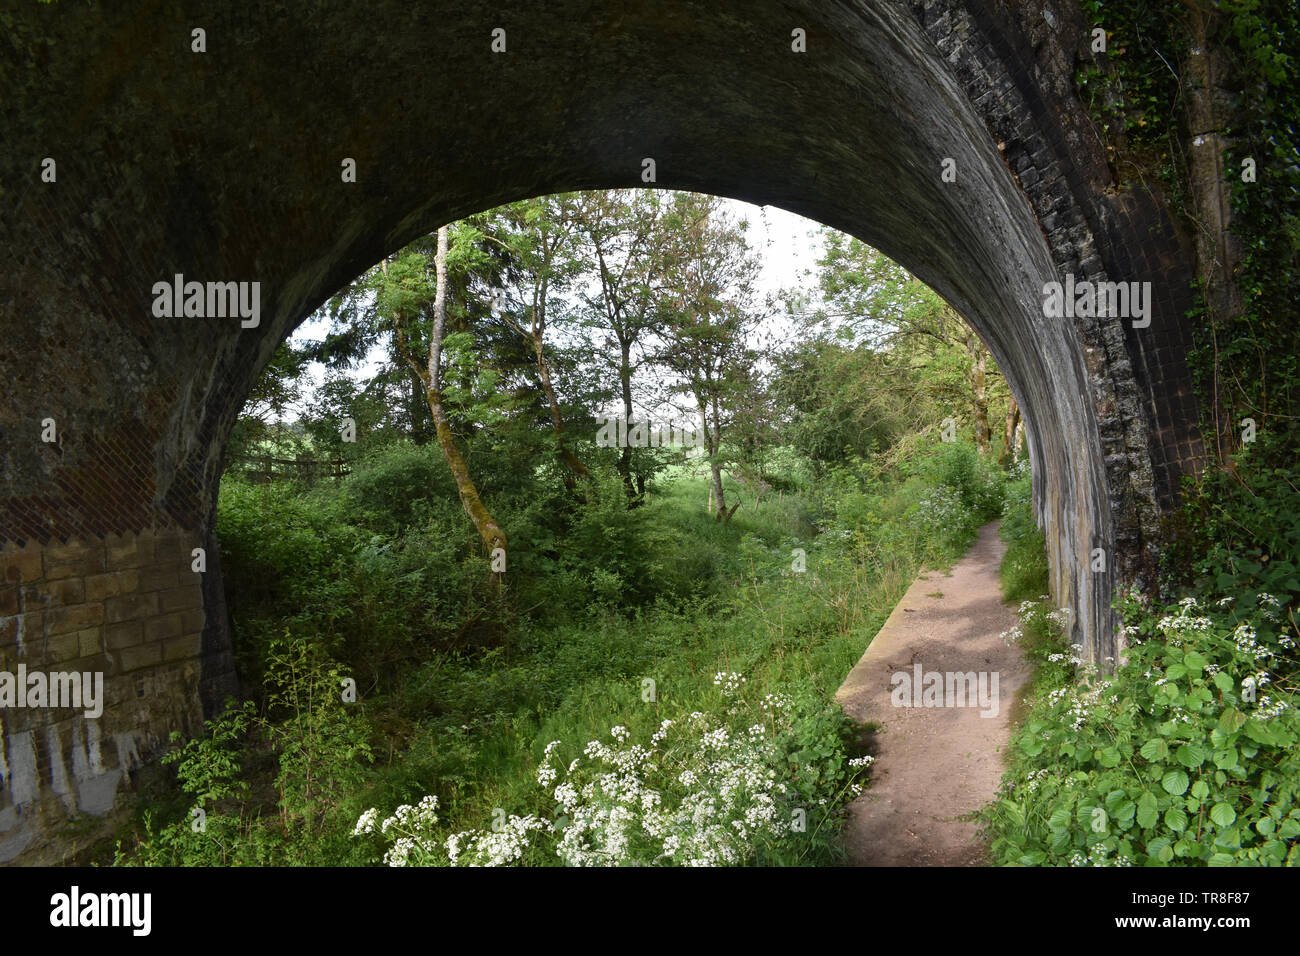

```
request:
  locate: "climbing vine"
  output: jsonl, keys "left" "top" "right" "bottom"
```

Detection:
{"left": 1077, "top": 0, "right": 1300, "bottom": 561}
{"left": 989, "top": 1, "right": 1300, "bottom": 867}
{"left": 1076, "top": 0, "right": 1191, "bottom": 202}
{"left": 1209, "top": 1, "right": 1300, "bottom": 454}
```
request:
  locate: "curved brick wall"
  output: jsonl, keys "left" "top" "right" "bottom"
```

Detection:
{"left": 0, "top": 0, "right": 1202, "bottom": 862}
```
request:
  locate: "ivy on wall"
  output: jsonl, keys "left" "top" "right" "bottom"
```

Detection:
{"left": 1076, "top": 0, "right": 1299, "bottom": 579}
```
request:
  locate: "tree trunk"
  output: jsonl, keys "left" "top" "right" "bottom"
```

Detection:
{"left": 700, "top": 397, "right": 726, "bottom": 520}
{"left": 425, "top": 225, "right": 507, "bottom": 555}
{"left": 967, "top": 332, "right": 991, "bottom": 454}
{"left": 406, "top": 367, "right": 432, "bottom": 445}
{"left": 1185, "top": 7, "right": 1243, "bottom": 461}
{"left": 534, "top": 340, "right": 589, "bottom": 486}
{"left": 1000, "top": 396, "right": 1020, "bottom": 469}
{"left": 617, "top": 338, "right": 635, "bottom": 498}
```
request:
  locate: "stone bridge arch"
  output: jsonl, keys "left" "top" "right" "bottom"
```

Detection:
{"left": 0, "top": 0, "right": 1202, "bottom": 861}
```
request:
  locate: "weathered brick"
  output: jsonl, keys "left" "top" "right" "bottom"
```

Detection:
{"left": 43, "top": 578, "right": 85, "bottom": 606}
{"left": 181, "top": 608, "right": 205, "bottom": 634}
{"left": 104, "top": 593, "right": 158, "bottom": 624}
{"left": 77, "top": 627, "right": 103, "bottom": 658}
{"left": 104, "top": 621, "right": 143, "bottom": 650}
{"left": 19, "top": 584, "right": 51, "bottom": 613}
{"left": 59, "top": 659, "right": 109, "bottom": 687}
{"left": 45, "top": 541, "right": 108, "bottom": 581}
{"left": 106, "top": 533, "right": 155, "bottom": 569}
{"left": 0, "top": 586, "right": 17, "bottom": 616}
{"left": 44, "top": 630, "right": 82, "bottom": 663}
{"left": 46, "top": 552, "right": 107, "bottom": 581}
{"left": 118, "top": 643, "right": 162, "bottom": 672}
{"left": 137, "top": 564, "right": 180, "bottom": 592}
{"left": 84, "top": 569, "right": 138, "bottom": 602}
{"left": 11, "top": 611, "right": 42, "bottom": 645}
{"left": 152, "top": 533, "right": 195, "bottom": 565}
{"left": 163, "top": 633, "right": 202, "bottom": 662}
{"left": 46, "top": 602, "right": 105, "bottom": 636}
{"left": 45, "top": 539, "right": 99, "bottom": 563}
{"left": 157, "top": 584, "right": 201, "bottom": 614}
{"left": 0, "top": 545, "right": 42, "bottom": 585}
{"left": 143, "top": 613, "right": 183, "bottom": 644}
{"left": 0, "top": 615, "right": 17, "bottom": 647}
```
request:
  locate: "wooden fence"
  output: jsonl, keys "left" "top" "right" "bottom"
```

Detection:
{"left": 228, "top": 454, "right": 351, "bottom": 484}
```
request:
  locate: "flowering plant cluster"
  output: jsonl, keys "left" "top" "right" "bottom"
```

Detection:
{"left": 353, "top": 677, "right": 871, "bottom": 866}
{"left": 986, "top": 591, "right": 1299, "bottom": 866}
{"left": 909, "top": 485, "right": 972, "bottom": 543}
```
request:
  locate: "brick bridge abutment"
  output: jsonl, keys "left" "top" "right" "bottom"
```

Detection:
{"left": 0, "top": 0, "right": 1205, "bottom": 862}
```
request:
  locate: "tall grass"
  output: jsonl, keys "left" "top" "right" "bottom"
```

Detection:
{"left": 117, "top": 439, "right": 1008, "bottom": 866}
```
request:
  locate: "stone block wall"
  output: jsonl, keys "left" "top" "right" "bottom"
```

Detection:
{"left": 0, "top": 527, "right": 206, "bottom": 863}
{"left": 0, "top": 0, "right": 1211, "bottom": 864}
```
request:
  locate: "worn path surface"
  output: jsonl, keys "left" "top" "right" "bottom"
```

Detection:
{"left": 835, "top": 520, "right": 1031, "bottom": 866}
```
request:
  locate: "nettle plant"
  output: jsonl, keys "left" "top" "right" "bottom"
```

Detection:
{"left": 354, "top": 674, "right": 871, "bottom": 866}
{"left": 988, "top": 591, "right": 1298, "bottom": 865}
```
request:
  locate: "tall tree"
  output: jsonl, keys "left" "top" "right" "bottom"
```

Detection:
{"left": 657, "top": 194, "right": 762, "bottom": 521}
{"left": 488, "top": 196, "right": 591, "bottom": 487}
{"left": 388, "top": 227, "right": 507, "bottom": 555}
{"left": 815, "top": 230, "right": 1013, "bottom": 458}
{"left": 574, "top": 189, "right": 674, "bottom": 499}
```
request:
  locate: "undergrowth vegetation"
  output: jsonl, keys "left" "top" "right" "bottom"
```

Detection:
{"left": 115, "top": 437, "right": 1008, "bottom": 867}
{"left": 981, "top": 0, "right": 1300, "bottom": 868}
{"left": 985, "top": 448, "right": 1300, "bottom": 866}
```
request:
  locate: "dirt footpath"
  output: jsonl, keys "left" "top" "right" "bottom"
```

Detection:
{"left": 835, "top": 520, "right": 1031, "bottom": 866}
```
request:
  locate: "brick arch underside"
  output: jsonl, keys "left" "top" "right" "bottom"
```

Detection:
{"left": 0, "top": 0, "right": 1200, "bottom": 861}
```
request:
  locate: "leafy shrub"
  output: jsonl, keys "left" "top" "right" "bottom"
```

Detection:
{"left": 985, "top": 592, "right": 1298, "bottom": 866}
{"left": 262, "top": 634, "right": 374, "bottom": 838}
{"left": 911, "top": 439, "right": 1005, "bottom": 519}
{"left": 999, "top": 462, "right": 1049, "bottom": 603}
{"left": 343, "top": 442, "right": 456, "bottom": 536}
{"left": 119, "top": 635, "right": 377, "bottom": 866}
